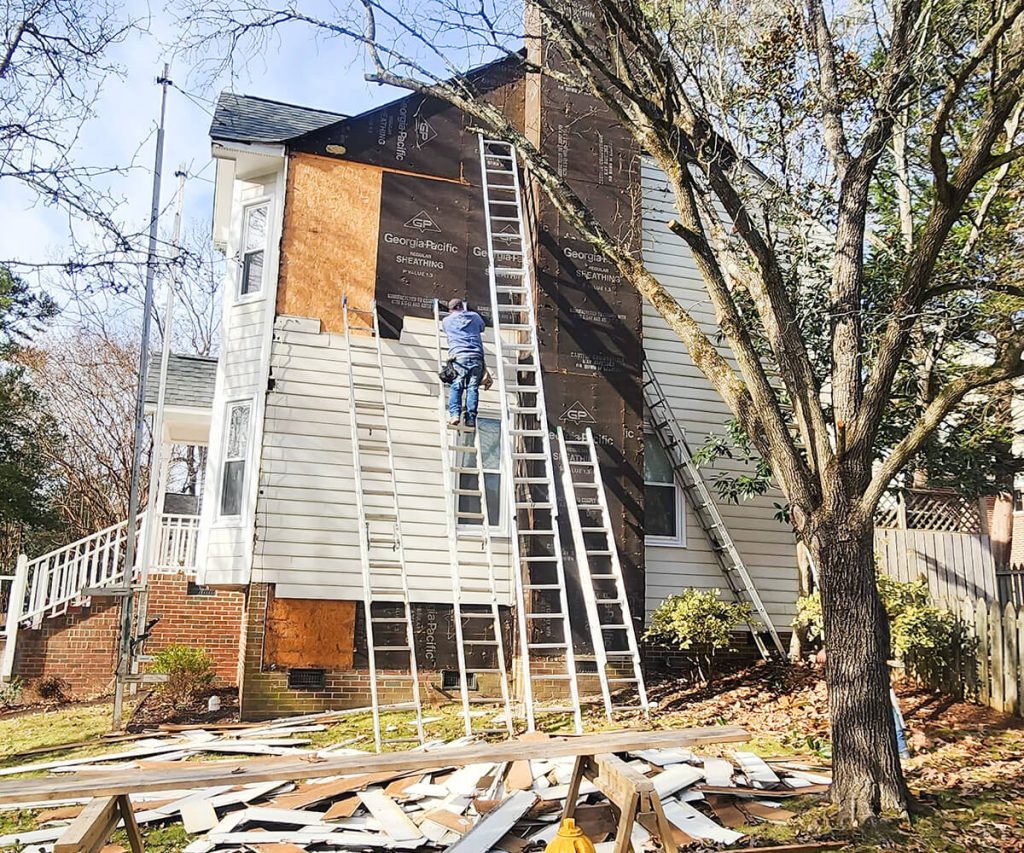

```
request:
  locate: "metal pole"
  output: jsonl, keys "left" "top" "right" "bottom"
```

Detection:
{"left": 113, "top": 65, "right": 172, "bottom": 731}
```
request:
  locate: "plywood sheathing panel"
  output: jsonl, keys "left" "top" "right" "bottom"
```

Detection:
{"left": 278, "top": 154, "right": 382, "bottom": 334}
{"left": 264, "top": 587, "right": 356, "bottom": 669}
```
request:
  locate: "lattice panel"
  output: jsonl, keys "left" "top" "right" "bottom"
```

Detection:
{"left": 904, "top": 490, "right": 982, "bottom": 533}
{"left": 875, "top": 491, "right": 901, "bottom": 528}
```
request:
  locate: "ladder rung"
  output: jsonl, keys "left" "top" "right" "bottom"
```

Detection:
{"left": 371, "top": 617, "right": 409, "bottom": 624}
{"left": 532, "top": 674, "right": 572, "bottom": 680}
{"left": 464, "top": 639, "right": 499, "bottom": 646}
{"left": 515, "top": 502, "right": 554, "bottom": 509}
{"left": 373, "top": 645, "right": 411, "bottom": 651}
{"left": 524, "top": 583, "right": 563, "bottom": 590}
{"left": 365, "top": 512, "right": 397, "bottom": 521}
{"left": 526, "top": 613, "right": 562, "bottom": 619}
{"left": 521, "top": 556, "right": 559, "bottom": 562}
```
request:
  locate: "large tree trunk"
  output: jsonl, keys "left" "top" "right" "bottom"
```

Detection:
{"left": 811, "top": 521, "right": 911, "bottom": 825}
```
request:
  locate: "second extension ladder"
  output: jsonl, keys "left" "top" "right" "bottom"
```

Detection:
{"left": 342, "top": 298, "right": 426, "bottom": 750}
{"left": 642, "top": 361, "right": 785, "bottom": 658}
{"left": 557, "top": 427, "right": 649, "bottom": 719}
{"left": 433, "top": 300, "right": 514, "bottom": 738}
{"left": 478, "top": 135, "right": 582, "bottom": 733}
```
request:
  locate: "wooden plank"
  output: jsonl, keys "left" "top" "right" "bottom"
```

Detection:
{"left": 115, "top": 796, "right": 143, "bottom": 853}
{"left": 54, "top": 796, "right": 119, "bottom": 853}
{"left": 324, "top": 795, "right": 361, "bottom": 820}
{"left": 505, "top": 761, "right": 533, "bottom": 791}
{"left": 0, "top": 727, "right": 750, "bottom": 806}
{"left": 1005, "top": 602, "right": 1020, "bottom": 715}
{"left": 978, "top": 598, "right": 991, "bottom": 706}
{"left": 271, "top": 770, "right": 398, "bottom": 809}
{"left": 991, "top": 599, "right": 1005, "bottom": 712}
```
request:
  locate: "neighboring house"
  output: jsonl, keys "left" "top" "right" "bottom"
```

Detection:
{"left": 1, "top": 71, "right": 804, "bottom": 713}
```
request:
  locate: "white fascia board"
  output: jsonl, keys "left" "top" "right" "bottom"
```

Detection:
{"left": 212, "top": 157, "right": 236, "bottom": 250}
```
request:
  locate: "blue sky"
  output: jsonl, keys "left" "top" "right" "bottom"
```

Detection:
{"left": 0, "top": 2, "right": 390, "bottom": 274}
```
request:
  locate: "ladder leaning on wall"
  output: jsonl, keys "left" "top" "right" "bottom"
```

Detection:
{"left": 432, "top": 299, "right": 515, "bottom": 738}
{"left": 642, "top": 360, "right": 786, "bottom": 659}
{"left": 342, "top": 298, "right": 426, "bottom": 751}
{"left": 478, "top": 135, "right": 583, "bottom": 734}
{"left": 556, "top": 426, "right": 649, "bottom": 720}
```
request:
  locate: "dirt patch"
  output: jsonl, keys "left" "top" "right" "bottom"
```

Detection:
{"left": 126, "top": 686, "right": 238, "bottom": 732}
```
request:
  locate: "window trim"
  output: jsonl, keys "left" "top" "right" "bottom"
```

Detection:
{"left": 454, "top": 412, "right": 508, "bottom": 538}
{"left": 236, "top": 200, "right": 270, "bottom": 303}
{"left": 644, "top": 430, "right": 686, "bottom": 548}
{"left": 217, "top": 398, "right": 254, "bottom": 523}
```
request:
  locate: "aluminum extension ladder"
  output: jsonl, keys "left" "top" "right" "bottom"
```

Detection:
{"left": 642, "top": 361, "right": 785, "bottom": 658}
{"left": 432, "top": 299, "right": 515, "bottom": 738}
{"left": 342, "top": 298, "right": 426, "bottom": 750}
{"left": 478, "top": 135, "right": 582, "bottom": 733}
{"left": 556, "top": 426, "right": 649, "bottom": 719}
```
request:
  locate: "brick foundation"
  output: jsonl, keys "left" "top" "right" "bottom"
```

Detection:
{"left": 1, "top": 572, "right": 245, "bottom": 699}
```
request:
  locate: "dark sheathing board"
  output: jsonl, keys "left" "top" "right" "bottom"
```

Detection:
{"left": 529, "top": 2, "right": 645, "bottom": 637}
{"left": 287, "top": 47, "right": 644, "bottom": 665}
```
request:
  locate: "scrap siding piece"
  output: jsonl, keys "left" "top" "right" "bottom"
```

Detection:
{"left": 443, "top": 791, "right": 537, "bottom": 853}
{"left": 652, "top": 765, "right": 704, "bottom": 798}
{"left": 702, "top": 758, "right": 734, "bottom": 788}
{"left": 662, "top": 799, "right": 745, "bottom": 844}
{"left": 630, "top": 749, "right": 697, "bottom": 767}
{"left": 358, "top": 788, "right": 424, "bottom": 841}
{"left": 732, "top": 752, "right": 781, "bottom": 788}
{"left": 444, "top": 763, "right": 495, "bottom": 797}
{"left": 179, "top": 800, "right": 218, "bottom": 834}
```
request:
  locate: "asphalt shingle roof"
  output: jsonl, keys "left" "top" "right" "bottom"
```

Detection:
{"left": 145, "top": 353, "right": 218, "bottom": 410}
{"left": 210, "top": 92, "right": 345, "bottom": 144}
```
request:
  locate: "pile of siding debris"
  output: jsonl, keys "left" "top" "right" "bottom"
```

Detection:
{"left": 0, "top": 710, "right": 832, "bottom": 852}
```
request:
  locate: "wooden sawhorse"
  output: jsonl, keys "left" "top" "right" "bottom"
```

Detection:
{"left": 54, "top": 794, "right": 144, "bottom": 853}
{"left": 561, "top": 753, "right": 676, "bottom": 853}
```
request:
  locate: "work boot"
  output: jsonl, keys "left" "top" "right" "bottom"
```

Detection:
{"left": 464, "top": 417, "right": 476, "bottom": 430}
{"left": 448, "top": 415, "right": 462, "bottom": 427}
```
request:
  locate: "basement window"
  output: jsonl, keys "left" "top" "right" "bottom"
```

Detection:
{"left": 441, "top": 671, "right": 479, "bottom": 691}
{"left": 287, "top": 668, "right": 326, "bottom": 690}
{"left": 239, "top": 203, "right": 268, "bottom": 297}
{"left": 645, "top": 430, "right": 686, "bottom": 547}
{"left": 219, "top": 401, "right": 252, "bottom": 518}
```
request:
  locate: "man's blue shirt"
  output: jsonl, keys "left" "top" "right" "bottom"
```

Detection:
{"left": 442, "top": 310, "right": 485, "bottom": 360}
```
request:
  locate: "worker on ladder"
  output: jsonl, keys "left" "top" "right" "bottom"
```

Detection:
{"left": 442, "top": 297, "right": 487, "bottom": 429}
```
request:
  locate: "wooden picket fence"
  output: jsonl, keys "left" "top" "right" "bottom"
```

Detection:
{"left": 916, "top": 594, "right": 1024, "bottom": 717}
{"left": 997, "top": 564, "right": 1024, "bottom": 607}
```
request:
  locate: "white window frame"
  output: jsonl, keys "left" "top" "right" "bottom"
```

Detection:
{"left": 217, "top": 399, "right": 254, "bottom": 522}
{"left": 454, "top": 412, "right": 508, "bottom": 537}
{"left": 644, "top": 430, "right": 686, "bottom": 548}
{"left": 236, "top": 200, "right": 270, "bottom": 302}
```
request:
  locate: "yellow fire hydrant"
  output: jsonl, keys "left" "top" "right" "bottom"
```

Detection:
{"left": 545, "top": 818, "right": 597, "bottom": 853}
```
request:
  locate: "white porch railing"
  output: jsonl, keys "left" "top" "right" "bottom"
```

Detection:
{"left": 1, "top": 513, "right": 200, "bottom": 679}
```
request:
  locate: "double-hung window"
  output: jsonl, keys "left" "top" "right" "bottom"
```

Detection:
{"left": 239, "top": 203, "right": 268, "bottom": 297}
{"left": 645, "top": 430, "right": 685, "bottom": 546}
{"left": 220, "top": 401, "right": 252, "bottom": 518}
{"left": 456, "top": 415, "right": 503, "bottom": 531}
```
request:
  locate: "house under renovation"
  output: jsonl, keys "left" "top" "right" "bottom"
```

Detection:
{"left": 0, "top": 40, "right": 808, "bottom": 731}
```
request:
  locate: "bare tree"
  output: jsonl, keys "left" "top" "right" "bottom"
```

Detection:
{"left": 176, "top": 0, "right": 1024, "bottom": 825}
{"left": 22, "top": 330, "right": 147, "bottom": 538}
{"left": 53, "top": 219, "right": 223, "bottom": 357}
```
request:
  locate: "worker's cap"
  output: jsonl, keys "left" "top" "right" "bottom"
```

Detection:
{"left": 447, "top": 298, "right": 465, "bottom": 311}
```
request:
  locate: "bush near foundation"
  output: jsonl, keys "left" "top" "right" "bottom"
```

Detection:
{"left": 150, "top": 645, "right": 215, "bottom": 710}
{"left": 793, "top": 574, "right": 964, "bottom": 684}
{"left": 644, "top": 589, "right": 754, "bottom": 682}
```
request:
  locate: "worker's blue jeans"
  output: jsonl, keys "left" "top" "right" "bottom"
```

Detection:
{"left": 448, "top": 357, "right": 485, "bottom": 423}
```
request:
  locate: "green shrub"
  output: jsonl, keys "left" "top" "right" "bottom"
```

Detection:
{"left": 150, "top": 645, "right": 214, "bottom": 709}
{"left": 793, "top": 574, "right": 961, "bottom": 681}
{"left": 0, "top": 676, "right": 24, "bottom": 709}
{"left": 643, "top": 589, "right": 754, "bottom": 681}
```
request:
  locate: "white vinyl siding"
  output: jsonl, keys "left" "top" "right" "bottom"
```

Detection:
{"left": 253, "top": 315, "right": 514, "bottom": 605}
{"left": 196, "top": 168, "right": 284, "bottom": 586}
{"left": 640, "top": 158, "right": 799, "bottom": 627}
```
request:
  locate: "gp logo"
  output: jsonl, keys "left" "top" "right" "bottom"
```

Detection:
{"left": 560, "top": 401, "right": 596, "bottom": 425}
